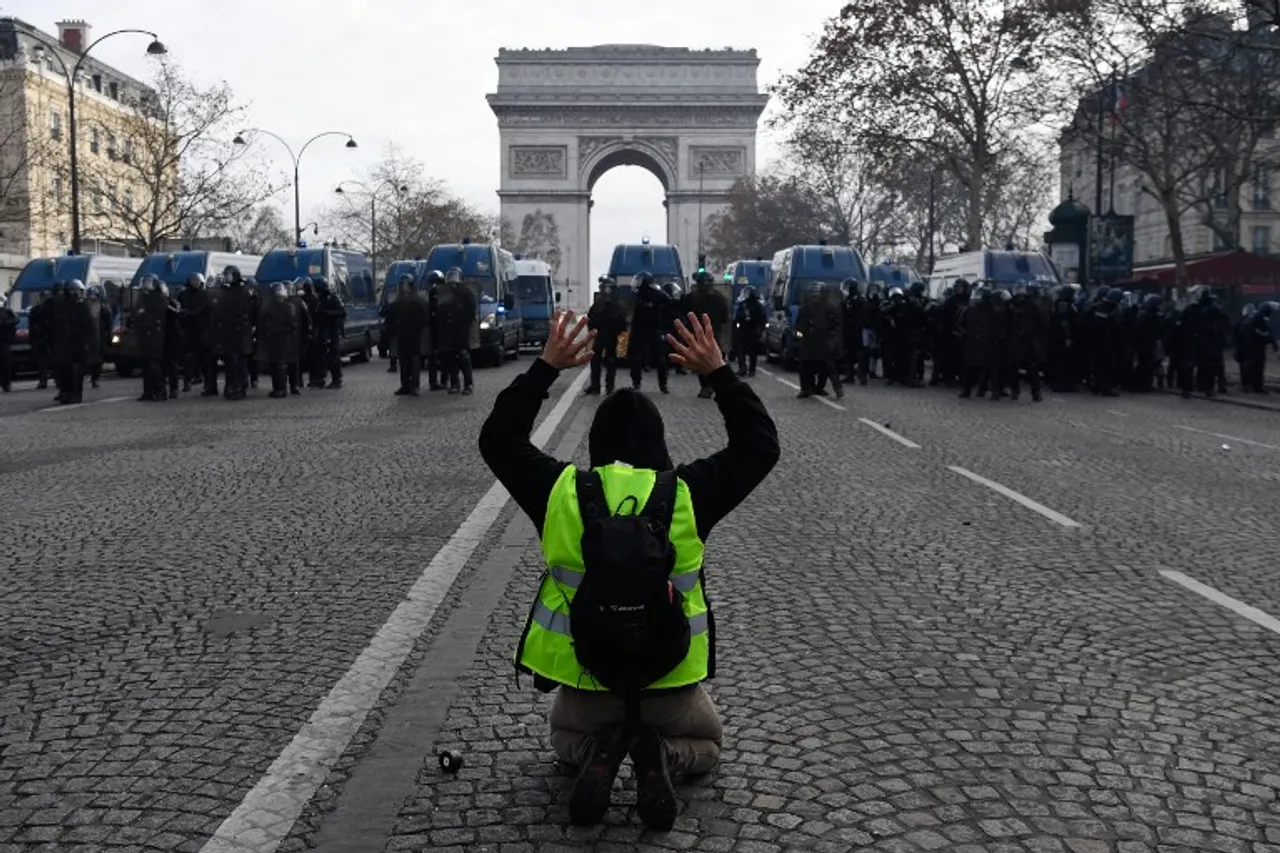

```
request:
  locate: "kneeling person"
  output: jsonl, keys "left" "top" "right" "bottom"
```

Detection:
{"left": 479, "top": 309, "right": 780, "bottom": 830}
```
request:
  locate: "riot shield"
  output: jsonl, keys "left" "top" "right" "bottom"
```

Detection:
{"left": 710, "top": 281, "right": 733, "bottom": 353}
{"left": 204, "top": 284, "right": 225, "bottom": 355}
{"left": 414, "top": 292, "right": 434, "bottom": 354}
{"left": 798, "top": 285, "right": 843, "bottom": 361}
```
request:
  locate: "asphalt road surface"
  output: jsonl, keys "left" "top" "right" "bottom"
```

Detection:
{"left": 2, "top": 354, "right": 1279, "bottom": 853}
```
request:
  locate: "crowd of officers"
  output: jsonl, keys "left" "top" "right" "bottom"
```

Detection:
{"left": 379, "top": 268, "right": 481, "bottom": 396}
{"left": 20, "top": 265, "right": 349, "bottom": 404}
{"left": 584, "top": 272, "right": 1278, "bottom": 404}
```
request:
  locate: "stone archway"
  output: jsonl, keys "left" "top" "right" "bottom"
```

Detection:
{"left": 487, "top": 45, "right": 769, "bottom": 314}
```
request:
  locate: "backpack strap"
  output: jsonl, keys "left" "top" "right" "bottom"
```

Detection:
{"left": 575, "top": 469, "right": 609, "bottom": 523}
{"left": 639, "top": 471, "right": 678, "bottom": 531}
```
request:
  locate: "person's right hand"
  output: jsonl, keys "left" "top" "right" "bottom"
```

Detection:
{"left": 666, "top": 312, "right": 726, "bottom": 375}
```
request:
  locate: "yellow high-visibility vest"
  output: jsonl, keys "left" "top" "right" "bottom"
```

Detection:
{"left": 515, "top": 463, "right": 711, "bottom": 690}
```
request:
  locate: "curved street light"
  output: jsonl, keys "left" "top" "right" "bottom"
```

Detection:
{"left": 29, "top": 29, "right": 167, "bottom": 255}
{"left": 233, "top": 129, "right": 358, "bottom": 246}
{"left": 335, "top": 179, "right": 407, "bottom": 277}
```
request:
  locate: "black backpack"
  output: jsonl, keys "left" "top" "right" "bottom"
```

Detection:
{"left": 569, "top": 469, "right": 691, "bottom": 694}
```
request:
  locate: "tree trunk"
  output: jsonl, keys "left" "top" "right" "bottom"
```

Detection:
{"left": 1162, "top": 198, "right": 1190, "bottom": 298}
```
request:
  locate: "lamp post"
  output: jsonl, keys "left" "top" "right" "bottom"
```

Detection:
{"left": 696, "top": 158, "right": 708, "bottom": 257}
{"left": 334, "top": 179, "right": 406, "bottom": 283}
{"left": 233, "top": 129, "right": 358, "bottom": 246}
{"left": 29, "top": 29, "right": 167, "bottom": 255}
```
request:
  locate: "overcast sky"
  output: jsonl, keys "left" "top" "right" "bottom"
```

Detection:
{"left": 8, "top": 0, "right": 841, "bottom": 276}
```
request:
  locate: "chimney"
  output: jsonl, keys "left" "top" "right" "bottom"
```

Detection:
{"left": 56, "top": 20, "right": 91, "bottom": 53}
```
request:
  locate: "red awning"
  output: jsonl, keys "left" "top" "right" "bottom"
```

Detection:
{"left": 1120, "top": 250, "right": 1280, "bottom": 291}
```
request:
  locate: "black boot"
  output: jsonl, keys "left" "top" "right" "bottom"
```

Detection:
{"left": 568, "top": 726, "right": 627, "bottom": 827}
{"left": 630, "top": 725, "right": 677, "bottom": 832}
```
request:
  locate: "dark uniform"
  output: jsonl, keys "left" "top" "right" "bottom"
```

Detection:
{"left": 84, "top": 286, "right": 112, "bottom": 389}
{"left": 795, "top": 283, "right": 843, "bottom": 400}
{"left": 287, "top": 278, "right": 312, "bottom": 395}
{"left": 29, "top": 288, "right": 55, "bottom": 390}
{"left": 212, "top": 267, "right": 256, "bottom": 400}
{"left": 52, "top": 281, "right": 94, "bottom": 404}
{"left": 436, "top": 267, "right": 475, "bottom": 395}
{"left": 178, "top": 274, "right": 214, "bottom": 394}
{"left": 258, "top": 282, "right": 304, "bottom": 398}
{"left": 685, "top": 272, "right": 732, "bottom": 399}
{"left": 628, "top": 272, "right": 672, "bottom": 393}
{"left": 584, "top": 278, "right": 627, "bottom": 395}
{"left": 422, "top": 270, "right": 445, "bottom": 391}
{"left": 314, "top": 277, "right": 346, "bottom": 389}
{"left": 1006, "top": 283, "right": 1046, "bottom": 402}
{"left": 133, "top": 278, "right": 170, "bottom": 402}
{"left": 0, "top": 302, "right": 15, "bottom": 391}
{"left": 734, "top": 288, "right": 767, "bottom": 378}
{"left": 385, "top": 276, "right": 431, "bottom": 396}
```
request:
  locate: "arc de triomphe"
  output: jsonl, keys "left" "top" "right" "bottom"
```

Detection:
{"left": 487, "top": 45, "right": 770, "bottom": 314}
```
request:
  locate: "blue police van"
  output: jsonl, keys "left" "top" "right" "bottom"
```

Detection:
{"left": 422, "top": 241, "right": 521, "bottom": 365}
{"left": 606, "top": 241, "right": 685, "bottom": 291}
{"left": 723, "top": 257, "right": 772, "bottom": 302}
{"left": 9, "top": 254, "right": 142, "bottom": 372}
{"left": 512, "top": 256, "right": 558, "bottom": 350}
{"left": 255, "top": 245, "right": 380, "bottom": 361}
{"left": 869, "top": 260, "right": 923, "bottom": 291}
{"left": 764, "top": 244, "right": 868, "bottom": 368}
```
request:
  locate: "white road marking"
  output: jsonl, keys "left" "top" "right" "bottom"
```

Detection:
{"left": 1159, "top": 570, "right": 1280, "bottom": 636}
{"left": 1174, "top": 424, "right": 1280, "bottom": 451}
{"left": 947, "top": 465, "right": 1082, "bottom": 528}
{"left": 199, "top": 367, "right": 590, "bottom": 853}
{"left": 1050, "top": 397, "right": 1066, "bottom": 404}
{"left": 858, "top": 417, "right": 920, "bottom": 448}
{"left": 99, "top": 396, "right": 132, "bottom": 404}
{"left": 36, "top": 403, "right": 84, "bottom": 412}
{"left": 758, "top": 367, "right": 845, "bottom": 410}
{"left": 1105, "top": 409, "right": 1129, "bottom": 417}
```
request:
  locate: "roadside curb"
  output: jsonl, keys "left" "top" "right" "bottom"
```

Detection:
{"left": 1161, "top": 388, "right": 1280, "bottom": 414}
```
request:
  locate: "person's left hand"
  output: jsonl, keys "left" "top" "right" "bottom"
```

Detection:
{"left": 538, "top": 309, "right": 596, "bottom": 370}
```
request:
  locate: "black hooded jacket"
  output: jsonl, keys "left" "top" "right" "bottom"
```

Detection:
{"left": 478, "top": 360, "right": 780, "bottom": 542}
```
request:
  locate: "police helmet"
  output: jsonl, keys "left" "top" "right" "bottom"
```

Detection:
{"left": 444, "top": 267, "right": 463, "bottom": 285}
{"left": 67, "top": 279, "right": 86, "bottom": 295}
{"left": 1106, "top": 287, "right": 1124, "bottom": 304}
{"left": 1260, "top": 301, "right": 1278, "bottom": 317}
{"left": 292, "top": 277, "right": 309, "bottom": 291}
{"left": 997, "top": 288, "right": 1012, "bottom": 302}
{"left": 223, "top": 265, "right": 242, "bottom": 284}
{"left": 953, "top": 278, "right": 971, "bottom": 295}
{"left": 909, "top": 281, "right": 926, "bottom": 298}
{"left": 397, "top": 273, "right": 416, "bottom": 293}
{"left": 312, "top": 276, "right": 329, "bottom": 292}
{"left": 143, "top": 275, "right": 161, "bottom": 292}
{"left": 841, "top": 277, "right": 859, "bottom": 294}
{"left": 632, "top": 271, "right": 655, "bottom": 290}
{"left": 1143, "top": 293, "right": 1163, "bottom": 311}
{"left": 86, "top": 284, "right": 103, "bottom": 300}
{"left": 272, "top": 282, "right": 287, "bottom": 297}
{"left": 187, "top": 272, "right": 206, "bottom": 289}
{"left": 426, "top": 269, "right": 445, "bottom": 286}
{"left": 888, "top": 286, "right": 905, "bottom": 299}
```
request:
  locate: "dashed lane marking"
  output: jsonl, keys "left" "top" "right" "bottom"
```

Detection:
{"left": 757, "top": 367, "right": 845, "bottom": 410}
{"left": 1174, "top": 424, "right": 1280, "bottom": 451}
{"left": 199, "top": 367, "right": 590, "bottom": 853}
{"left": 1105, "top": 409, "right": 1129, "bottom": 417}
{"left": 36, "top": 402, "right": 85, "bottom": 412}
{"left": 857, "top": 417, "right": 921, "bottom": 449}
{"left": 947, "top": 465, "right": 1082, "bottom": 529}
{"left": 99, "top": 396, "right": 132, "bottom": 404}
{"left": 1160, "top": 570, "right": 1280, "bottom": 636}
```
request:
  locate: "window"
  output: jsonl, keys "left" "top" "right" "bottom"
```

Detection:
{"left": 92, "top": 187, "right": 103, "bottom": 213}
{"left": 1213, "top": 168, "right": 1229, "bottom": 209}
{"left": 106, "top": 133, "right": 117, "bottom": 159}
{"left": 123, "top": 189, "right": 134, "bottom": 215}
{"left": 123, "top": 137, "right": 134, "bottom": 163}
{"left": 91, "top": 74, "right": 102, "bottom": 93}
{"left": 1252, "top": 226, "right": 1271, "bottom": 254}
{"left": 52, "top": 176, "right": 62, "bottom": 204}
{"left": 49, "top": 109, "right": 62, "bottom": 140}
{"left": 1253, "top": 164, "right": 1271, "bottom": 210}
{"left": 108, "top": 81, "right": 119, "bottom": 100}
{"left": 90, "top": 127, "right": 100, "bottom": 154}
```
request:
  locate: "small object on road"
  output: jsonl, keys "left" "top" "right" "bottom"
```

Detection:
{"left": 1222, "top": 444, "right": 1231, "bottom": 451}
{"left": 438, "top": 749, "right": 463, "bottom": 774}
{"left": 884, "top": 423, "right": 891, "bottom": 428}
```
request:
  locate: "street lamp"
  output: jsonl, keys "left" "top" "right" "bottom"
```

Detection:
{"left": 233, "top": 129, "right": 358, "bottom": 246}
{"left": 696, "top": 158, "right": 709, "bottom": 257}
{"left": 334, "top": 179, "right": 407, "bottom": 281}
{"left": 29, "top": 29, "right": 167, "bottom": 255}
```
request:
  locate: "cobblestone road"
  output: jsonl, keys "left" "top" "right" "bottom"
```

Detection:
{"left": 2, "top": 354, "right": 1279, "bottom": 853}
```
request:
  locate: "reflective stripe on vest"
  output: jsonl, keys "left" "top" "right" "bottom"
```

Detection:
{"left": 516, "top": 463, "right": 711, "bottom": 691}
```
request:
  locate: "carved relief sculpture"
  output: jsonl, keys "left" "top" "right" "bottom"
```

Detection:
{"left": 516, "top": 211, "right": 563, "bottom": 276}
{"left": 638, "top": 136, "right": 678, "bottom": 168}
{"left": 578, "top": 136, "right": 624, "bottom": 164}
{"left": 689, "top": 147, "right": 745, "bottom": 177}
{"left": 510, "top": 146, "right": 567, "bottom": 178}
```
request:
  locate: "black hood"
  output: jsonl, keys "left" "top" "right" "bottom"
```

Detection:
{"left": 588, "top": 388, "right": 673, "bottom": 471}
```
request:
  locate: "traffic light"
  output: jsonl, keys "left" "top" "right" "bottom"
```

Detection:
{"left": 696, "top": 253, "right": 708, "bottom": 276}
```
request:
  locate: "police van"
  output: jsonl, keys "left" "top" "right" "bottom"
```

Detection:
{"left": 723, "top": 257, "right": 772, "bottom": 302}
{"left": 423, "top": 241, "right": 521, "bottom": 366}
{"left": 8, "top": 254, "right": 142, "bottom": 372}
{"left": 254, "top": 245, "right": 380, "bottom": 361}
{"left": 107, "top": 250, "right": 264, "bottom": 376}
{"left": 926, "top": 250, "right": 1061, "bottom": 300}
{"left": 764, "top": 244, "right": 867, "bottom": 368}
{"left": 869, "top": 260, "right": 923, "bottom": 291}
{"left": 512, "top": 256, "right": 559, "bottom": 350}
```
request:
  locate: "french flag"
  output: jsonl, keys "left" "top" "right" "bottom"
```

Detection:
{"left": 1109, "top": 83, "right": 1127, "bottom": 122}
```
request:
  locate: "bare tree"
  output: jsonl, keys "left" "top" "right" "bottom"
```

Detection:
{"left": 702, "top": 168, "right": 833, "bottom": 268}
{"left": 773, "top": 0, "right": 1069, "bottom": 248}
{"left": 77, "top": 58, "right": 276, "bottom": 253}
{"left": 226, "top": 205, "right": 291, "bottom": 255}
{"left": 321, "top": 149, "right": 496, "bottom": 264}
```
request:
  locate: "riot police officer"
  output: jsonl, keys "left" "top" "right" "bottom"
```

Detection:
{"left": 735, "top": 285, "right": 767, "bottom": 378}
{"left": 385, "top": 274, "right": 431, "bottom": 396}
{"left": 212, "top": 265, "right": 256, "bottom": 400}
{"left": 437, "top": 267, "right": 476, "bottom": 395}
{"left": 134, "top": 276, "right": 169, "bottom": 402}
{"left": 84, "top": 284, "right": 111, "bottom": 389}
{"left": 628, "top": 271, "right": 672, "bottom": 393}
{"left": 179, "top": 273, "right": 212, "bottom": 394}
{"left": 583, "top": 276, "right": 627, "bottom": 395}
{"left": 423, "top": 270, "right": 445, "bottom": 391}
{"left": 259, "top": 281, "right": 304, "bottom": 398}
{"left": 685, "top": 270, "right": 731, "bottom": 399}
{"left": 53, "top": 280, "right": 94, "bottom": 404}
{"left": 313, "top": 277, "right": 347, "bottom": 389}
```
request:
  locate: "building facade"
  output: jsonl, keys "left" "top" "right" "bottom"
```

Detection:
{"left": 1058, "top": 136, "right": 1280, "bottom": 266}
{"left": 0, "top": 17, "right": 161, "bottom": 289}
